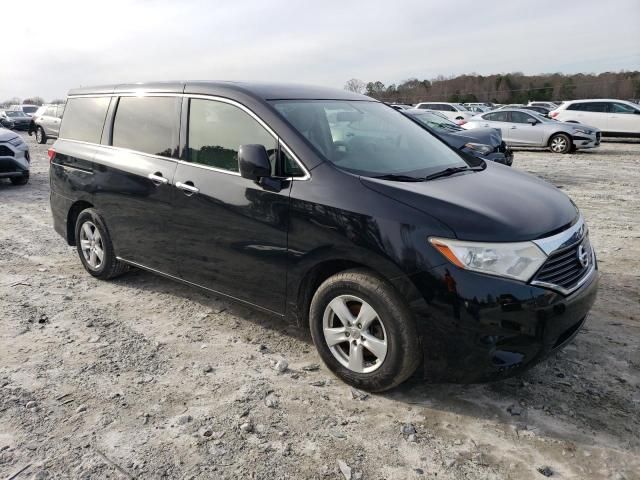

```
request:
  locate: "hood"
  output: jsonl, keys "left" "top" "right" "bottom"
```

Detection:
{"left": 0, "top": 128, "right": 19, "bottom": 142}
{"left": 361, "top": 163, "right": 578, "bottom": 242}
{"left": 438, "top": 127, "right": 502, "bottom": 149}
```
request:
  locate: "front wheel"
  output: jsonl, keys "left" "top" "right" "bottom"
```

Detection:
{"left": 36, "top": 126, "right": 47, "bottom": 144}
{"left": 309, "top": 269, "right": 421, "bottom": 392}
{"left": 549, "top": 133, "right": 572, "bottom": 154}
{"left": 75, "top": 209, "right": 128, "bottom": 280}
{"left": 10, "top": 174, "right": 29, "bottom": 185}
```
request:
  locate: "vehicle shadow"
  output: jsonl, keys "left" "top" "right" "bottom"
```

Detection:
{"left": 109, "top": 267, "right": 639, "bottom": 455}
{"left": 110, "top": 266, "right": 314, "bottom": 346}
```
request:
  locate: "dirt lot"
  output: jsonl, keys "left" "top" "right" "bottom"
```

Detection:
{"left": 1, "top": 133, "right": 638, "bottom": 480}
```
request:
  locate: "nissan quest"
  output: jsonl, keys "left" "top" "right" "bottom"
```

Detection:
{"left": 49, "top": 82, "right": 599, "bottom": 391}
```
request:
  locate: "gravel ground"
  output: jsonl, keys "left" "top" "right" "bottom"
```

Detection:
{"left": 1, "top": 133, "right": 639, "bottom": 480}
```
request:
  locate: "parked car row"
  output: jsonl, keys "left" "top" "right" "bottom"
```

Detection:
{"left": 463, "top": 108, "right": 600, "bottom": 153}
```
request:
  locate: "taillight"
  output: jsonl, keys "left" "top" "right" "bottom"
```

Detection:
{"left": 47, "top": 148, "right": 56, "bottom": 163}
{"left": 550, "top": 111, "right": 558, "bottom": 118}
{"left": 457, "top": 120, "right": 467, "bottom": 126}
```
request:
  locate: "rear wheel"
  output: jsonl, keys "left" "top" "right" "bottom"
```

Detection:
{"left": 36, "top": 126, "right": 47, "bottom": 144}
{"left": 10, "top": 174, "right": 29, "bottom": 185}
{"left": 549, "top": 133, "right": 572, "bottom": 154}
{"left": 75, "top": 209, "right": 128, "bottom": 280}
{"left": 309, "top": 269, "right": 421, "bottom": 392}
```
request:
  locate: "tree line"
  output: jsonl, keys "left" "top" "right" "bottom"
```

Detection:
{"left": 345, "top": 71, "right": 640, "bottom": 104}
{"left": 0, "top": 96, "right": 65, "bottom": 108}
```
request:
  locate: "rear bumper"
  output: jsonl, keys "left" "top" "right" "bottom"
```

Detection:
{"left": 406, "top": 262, "right": 599, "bottom": 383}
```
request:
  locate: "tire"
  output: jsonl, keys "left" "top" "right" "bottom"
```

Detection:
{"left": 549, "top": 133, "right": 572, "bottom": 154}
{"left": 309, "top": 269, "right": 421, "bottom": 392}
{"left": 10, "top": 174, "right": 29, "bottom": 185}
{"left": 36, "top": 126, "right": 47, "bottom": 144}
{"left": 74, "top": 208, "right": 128, "bottom": 280}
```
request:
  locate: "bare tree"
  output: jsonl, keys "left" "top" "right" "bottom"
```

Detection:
{"left": 344, "top": 78, "right": 366, "bottom": 94}
{"left": 0, "top": 97, "right": 21, "bottom": 108}
{"left": 50, "top": 99, "right": 66, "bottom": 104}
{"left": 23, "top": 96, "right": 45, "bottom": 106}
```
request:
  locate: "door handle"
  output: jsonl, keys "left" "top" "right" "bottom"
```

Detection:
{"left": 482, "top": 124, "right": 490, "bottom": 127}
{"left": 510, "top": 126, "right": 517, "bottom": 129}
{"left": 176, "top": 181, "right": 199, "bottom": 195}
{"left": 148, "top": 172, "right": 169, "bottom": 185}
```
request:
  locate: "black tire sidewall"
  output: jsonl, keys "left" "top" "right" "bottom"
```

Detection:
{"left": 37, "top": 127, "right": 47, "bottom": 144}
{"left": 10, "top": 174, "right": 29, "bottom": 185}
{"left": 309, "top": 271, "right": 420, "bottom": 392}
{"left": 74, "top": 209, "right": 114, "bottom": 278}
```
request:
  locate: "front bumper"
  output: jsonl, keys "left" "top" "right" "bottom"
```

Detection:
{"left": 484, "top": 148, "right": 513, "bottom": 166}
{"left": 0, "top": 142, "right": 30, "bottom": 178}
{"left": 406, "top": 261, "right": 598, "bottom": 383}
{"left": 572, "top": 132, "right": 600, "bottom": 150}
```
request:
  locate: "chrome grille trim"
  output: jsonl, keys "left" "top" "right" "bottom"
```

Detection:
{"left": 531, "top": 225, "right": 597, "bottom": 295}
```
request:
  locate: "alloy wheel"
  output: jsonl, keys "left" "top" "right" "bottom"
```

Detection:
{"left": 322, "top": 295, "right": 388, "bottom": 373}
{"left": 550, "top": 136, "right": 568, "bottom": 153}
{"left": 79, "top": 220, "right": 104, "bottom": 269}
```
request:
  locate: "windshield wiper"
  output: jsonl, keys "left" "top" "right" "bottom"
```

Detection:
{"left": 423, "top": 165, "right": 483, "bottom": 181}
{"left": 373, "top": 174, "right": 425, "bottom": 182}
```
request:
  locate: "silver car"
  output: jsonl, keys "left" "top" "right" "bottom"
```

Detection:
{"left": 32, "top": 104, "right": 65, "bottom": 144}
{"left": 464, "top": 109, "right": 600, "bottom": 153}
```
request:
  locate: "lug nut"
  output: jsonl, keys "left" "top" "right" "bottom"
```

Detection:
{"left": 345, "top": 332, "right": 350, "bottom": 337}
{"left": 357, "top": 323, "right": 362, "bottom": 329}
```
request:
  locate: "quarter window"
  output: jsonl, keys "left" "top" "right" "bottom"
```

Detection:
{"left": 112, "top": 96, "right": 180, "bottom": 157}
{"left": 187, "top": 99, "right": 277, "bottom": 172}
{"left": 59, "top": 97, "right": 110, "bottom": 143}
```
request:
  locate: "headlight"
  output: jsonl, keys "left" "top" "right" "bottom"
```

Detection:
{"left": 573, "top": 128, "right": 592, "bottom": 135}
{"left": 7, "top": 136, "right": 23, "bottom": 147}
{"left": 463, "top": 142, "right": 493, "bottom": 155}
{"left": 429, "top": 237, "right": 547, "bottom": 282}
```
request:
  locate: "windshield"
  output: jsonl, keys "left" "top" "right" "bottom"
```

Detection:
{"left": 410, "top": 111, "right": 462, "bottom": 132}
{"left": 454, "top": 104, "right": 469, "bottom": 111}
{"left": 22, "top": 106, "right": 38, "bottom": 114}
{"left": 6, "top": 111, "right": 27, "bottom": 117}
{"left": 271, "top": 100, "right": 467, "bottom": 177}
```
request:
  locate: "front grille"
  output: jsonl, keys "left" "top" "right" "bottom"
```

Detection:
{"left": 533, "top": 236, "right": 592, "bottom": 291}
{"left": 0, "top": 145, "right": 14, "bottom": 157}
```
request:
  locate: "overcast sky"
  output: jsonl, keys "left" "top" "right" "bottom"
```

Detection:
{"left": 3, "top": 0, "right": 639, "bottom": 101}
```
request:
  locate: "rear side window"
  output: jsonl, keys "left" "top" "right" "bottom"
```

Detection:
{"left": 59, "top": 97, "right": 110, "bottom": 143}
{"left": 187, "top": 99, "right": 277, "bottom": 172}
{"left": 484, "top": 111, "right": 509, "bottom": 122}
{"left": 510, "top": 111, "right": 534, "bottom": 124}
{"left": 112, "top": 96, "right": 180, "bottom": 157}
{"left": 569, "top": 102, "right": 608, "bottom": 113}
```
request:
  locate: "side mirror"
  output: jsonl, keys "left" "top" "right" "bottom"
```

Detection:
{"left": 238, "top": 144, "right": 271, "bottom": 181}
{"left": 526, "top": 117, "right": 538, "bottom": 125}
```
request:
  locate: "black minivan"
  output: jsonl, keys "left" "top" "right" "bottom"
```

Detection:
{"left": 50, "top": 82, "right": 598, "bottom": 391}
